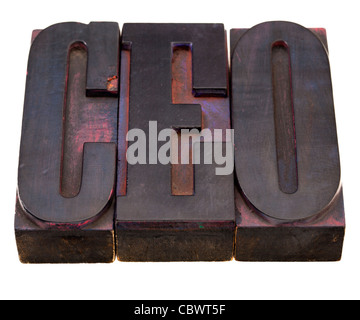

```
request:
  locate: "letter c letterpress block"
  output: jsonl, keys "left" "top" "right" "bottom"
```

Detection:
{"left": 231, "top": 22, "right": 345, "bottom": 261}
{"left": 15, "top": 22, "right": 120, "bottom": 263}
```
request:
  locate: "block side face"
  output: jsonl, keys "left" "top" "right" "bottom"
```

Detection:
{"left": 15, "top": 196, "right": 116, "bottom": 263}
{"left": 15, "top": 229, "right": 114, "bottom": 264}
{"left": 116, "top": 223, "right": 234, "bottom": 262}
{"left": 235, "top": 226, "right": 344, "bottom": 262}
{"left": 234, "top": 184, "right": 345, "bottom": 261}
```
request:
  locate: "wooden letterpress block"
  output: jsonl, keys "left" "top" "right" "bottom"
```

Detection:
{"left": 15, "top": 22, "right": 120, "bottom": 263}
{"left": 231, "top": 22, "right": 345, "bottom": 261}
{"left": 116, "top": 24, "right": 235, "bottom": 261}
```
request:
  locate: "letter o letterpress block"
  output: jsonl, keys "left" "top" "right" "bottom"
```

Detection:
{"left": 231, "top": 22, "right": 345, "bottom": 261}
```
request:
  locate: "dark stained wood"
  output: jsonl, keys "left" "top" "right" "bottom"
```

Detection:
{"left": 16, "top": 20, "right": 346, "bottom": 263}
{"left": 117, "top": 49, "right": 131, "bottom": 197}
{"left": 231, "top": 21, "right": 345, "bottom": 261}
{"left": 234, "top": 185, "right": 345, "bottom": 261}
{"left": 116, "top": 24, "right": 234, "bottom": 262}
{"left": 15, "top": 22, "right": 119, "bottom": 263}
{"left": 171, "top": 131, "right": 194, "bottom": 196}
{"left": 271, "top": 41, "right": 298, "bottom": 194}
{"left": 232, "top": 21, "right": 341, "bottom": 221}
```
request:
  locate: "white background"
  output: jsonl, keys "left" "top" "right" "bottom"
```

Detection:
{"left": 0, "top": 0, "right": 359, "bottom": 300}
